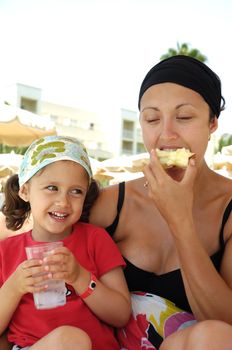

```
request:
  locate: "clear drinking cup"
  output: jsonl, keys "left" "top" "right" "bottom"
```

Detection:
{"left": 25, "top": 241, "right": 66, "bottom": 310}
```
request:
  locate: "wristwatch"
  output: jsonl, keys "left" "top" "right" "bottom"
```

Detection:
{"left": 79, "top": 272, "right": 97, "bottom": 299}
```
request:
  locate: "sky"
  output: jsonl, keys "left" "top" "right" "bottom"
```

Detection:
{"left": 0, "top": 0, "right": 232, "bottom": 135}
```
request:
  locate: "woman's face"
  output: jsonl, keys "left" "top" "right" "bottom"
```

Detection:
{"left": 139, "top": 82, "right": 218, "bottom": 167}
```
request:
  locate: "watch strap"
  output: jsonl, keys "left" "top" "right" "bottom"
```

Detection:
{"left": 79, "top": 272, "right": 97, "bottom": 299}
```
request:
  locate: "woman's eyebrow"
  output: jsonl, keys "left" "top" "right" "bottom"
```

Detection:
{"left": 176, "top": 103, "right": 195, "bottom": 109}
{"left": 141, "top": 106, "right": 160, "bottom": 113}
{"left": 141, "top": 103, "right": 195, "bottom": 113}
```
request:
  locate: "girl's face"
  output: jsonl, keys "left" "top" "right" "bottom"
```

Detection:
{"left": 139, "top": 82, "right": 218, "bottom": 174}
{"left": 19, "top": 160, "right": 89, "bottom": 241}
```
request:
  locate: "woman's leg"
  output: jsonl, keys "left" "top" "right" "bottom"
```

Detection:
{"left": 160, "top": 320, "right": 232, "bottom": 350}
{"left": 29, "top": 326, "right": 92, "bottom": 350}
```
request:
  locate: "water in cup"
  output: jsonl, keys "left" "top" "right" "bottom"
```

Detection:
{"left": 25, "top": 241, "right": 66, "bottom": 310}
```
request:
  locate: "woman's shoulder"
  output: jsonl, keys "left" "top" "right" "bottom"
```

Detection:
{"left": 89, "top": 183, "right": 121, "bottom": 227}
{"left": 210, "top": 171, "right": 232, "bottom": 239}
{"left": 89, "top": 178, "right": 144, "bottom": 228}
{"left": 212, "top": 169, "right": 232, "bottom": 193}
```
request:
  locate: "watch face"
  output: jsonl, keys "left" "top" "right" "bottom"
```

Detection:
{"left": 90, "top": 281, "right": 96, "bottom": 290}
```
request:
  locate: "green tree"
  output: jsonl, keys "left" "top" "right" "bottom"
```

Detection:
{"left": 216, "top": 133, "right": 232, "bottom": 153}
{"left": 0, "top": 144, "right": 28, "bottom": 155}
{"left": 160, "top": 42, "right": 207, "bottom": 62}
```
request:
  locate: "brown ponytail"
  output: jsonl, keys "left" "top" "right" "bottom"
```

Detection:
{"left": 80, "top": 178, "right": 100, "bottom": 222}
{"left": 2, "top": 174, "right": 31, "bottom": 231}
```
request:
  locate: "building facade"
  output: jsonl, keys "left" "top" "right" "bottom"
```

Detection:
{"left": 2, "top": 83, "right": 146, "bottom": 159}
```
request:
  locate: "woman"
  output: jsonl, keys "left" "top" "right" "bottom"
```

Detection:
{"left": 1, "top": 55, "right": 232, "bottom": 349}
{"left": 90, "top": 55, "right": 232, "bottom": 348}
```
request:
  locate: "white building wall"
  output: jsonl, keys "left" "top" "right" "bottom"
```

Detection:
{"left": 41, "top": 101, "right": 112, "bottom": 160}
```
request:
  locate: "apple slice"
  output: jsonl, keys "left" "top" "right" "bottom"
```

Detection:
{"left": 156, "top": 148, "right": 194, "bottom": 168}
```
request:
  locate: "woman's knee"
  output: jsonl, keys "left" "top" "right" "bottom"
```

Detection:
{"left": 190, "top": 320, "right": 232, "bottom": 349}
{"left": 161, "top": 320, "right": 232, "bottom": 350}
{"left": 160, "top": 320, "right": 232, "bottom": 350}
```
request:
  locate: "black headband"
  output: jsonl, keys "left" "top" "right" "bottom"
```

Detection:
{"left": 138, "top": 55, "right": 224, "bottom": 118}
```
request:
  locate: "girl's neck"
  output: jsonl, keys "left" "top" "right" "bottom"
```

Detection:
{"left": 31, "top": 226, "right": 73, "bottom": 242}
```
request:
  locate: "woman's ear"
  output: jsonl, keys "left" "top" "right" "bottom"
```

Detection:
{"left": 18, "top": 184, "right": 30, "bottom": 202}
{"left": 209, "top": 116, "right": 218, "bottom": 134}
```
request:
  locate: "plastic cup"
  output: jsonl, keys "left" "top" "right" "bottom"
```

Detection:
{"left": 25, "top": 241, "right": 66, "bottom": 310}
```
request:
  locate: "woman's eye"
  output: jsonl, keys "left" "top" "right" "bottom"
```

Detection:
{"left": 146, "top": 117, "right": 160, "bottom": 123}
{"left": 177, "top": 116, "right": 192, "bottom": 121}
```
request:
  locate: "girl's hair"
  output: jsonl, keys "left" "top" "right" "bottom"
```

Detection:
{"left": 2, "top": 174, "right": 31, "bottom": 231}
{"left": 79, "top": 178, "right": 99, "bottom": 222}
{"left": 2, "top": 174, "right": 99, "bottom": 231}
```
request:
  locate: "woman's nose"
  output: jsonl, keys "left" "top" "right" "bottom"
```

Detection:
{"left": 159, "top": 119, "right": 178, "bottom": 141}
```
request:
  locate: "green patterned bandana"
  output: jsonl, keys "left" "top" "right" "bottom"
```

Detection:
{"left": 19, "top": 135, "right": 92, "bottom": 187}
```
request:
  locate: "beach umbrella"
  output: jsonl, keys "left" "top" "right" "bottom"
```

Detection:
{"left": 0, "top": 152, "right": 23, "bottom": 177}
{"left": 98, "top": 152, "right": 149, "bottom": 173}
{"left": 0, "top": 103, "right": 56, "bottom": 146}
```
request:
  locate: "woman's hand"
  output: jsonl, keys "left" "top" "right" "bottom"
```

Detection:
{"left": 143, "top": 149, "right": 197, "bottom": 233}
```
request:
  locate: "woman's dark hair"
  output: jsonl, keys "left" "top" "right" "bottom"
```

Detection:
{"left": 2, "top": 174, "right": 31, "bottom": 231}
{"left": 79, "top": 178, "right": 100, "bottom": 222}
{"left": 209, "top": 98, "right": 225, "bottom": 122}
{"left": 138, "top": 55, "right": 225, "bottom": 118}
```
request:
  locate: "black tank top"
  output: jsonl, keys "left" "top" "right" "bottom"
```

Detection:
{"left": 106, "top": 182, "right": 232, "bottom": 312}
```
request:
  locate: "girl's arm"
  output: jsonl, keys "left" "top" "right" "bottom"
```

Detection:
{"left": 0, "top": 271, "right": 23, "bottom": 335}
{"left": 0, "top": 259, "right": 51, "bottom": 335}
{"left": 44, "top": 248, "right": 131, "bottom": 327}
{"left": 0, "top": 330, "right": 12, "bottom": 350}
{"left": 73, "top": 266, "right": 131, "bottom": 327}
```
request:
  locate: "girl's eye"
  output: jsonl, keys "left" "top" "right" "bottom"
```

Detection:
{"left": 46, "top": 185, "right": 58, "bottom": 191}
{"left": 71, "top": 188, "right": 83, "bottom": 195}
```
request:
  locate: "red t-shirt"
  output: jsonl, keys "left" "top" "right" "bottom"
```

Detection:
{"left": 0, "top": 222, "right": 126, "bottom": 349}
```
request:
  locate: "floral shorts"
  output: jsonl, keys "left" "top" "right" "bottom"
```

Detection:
{"left": 12, "top": 346, "right": 29, "bottom": 350}
{"left": 117, "top": 292, "right": 196, "bottom": 350}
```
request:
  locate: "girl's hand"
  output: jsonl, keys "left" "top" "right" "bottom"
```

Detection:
{"left": 42, "top": 246, "right": 81, "bottom": 286}
{"left": 143, "top": 149, "right": 197, "bottom": 232}
{"left": 13, "top": 259, "right": 51, "bottom": 296}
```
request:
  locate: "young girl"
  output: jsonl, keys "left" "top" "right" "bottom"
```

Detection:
{"left": 0, "top": 135, "right": 131, "bottom": 350}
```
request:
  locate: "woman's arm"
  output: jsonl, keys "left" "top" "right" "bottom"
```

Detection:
{"left": 143, "top": 150, "right": 232, "bottom": 322}
{"left": 170, "top": 215, "right": 232, "bottom": 322}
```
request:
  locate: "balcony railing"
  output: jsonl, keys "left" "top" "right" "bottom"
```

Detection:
{"left": 122, "top": 130, "right": 134, "bottom": 139}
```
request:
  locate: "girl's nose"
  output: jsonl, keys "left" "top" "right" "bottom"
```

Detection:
{"left": 55, "top": 192, "right": 69, "bottom": 207}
